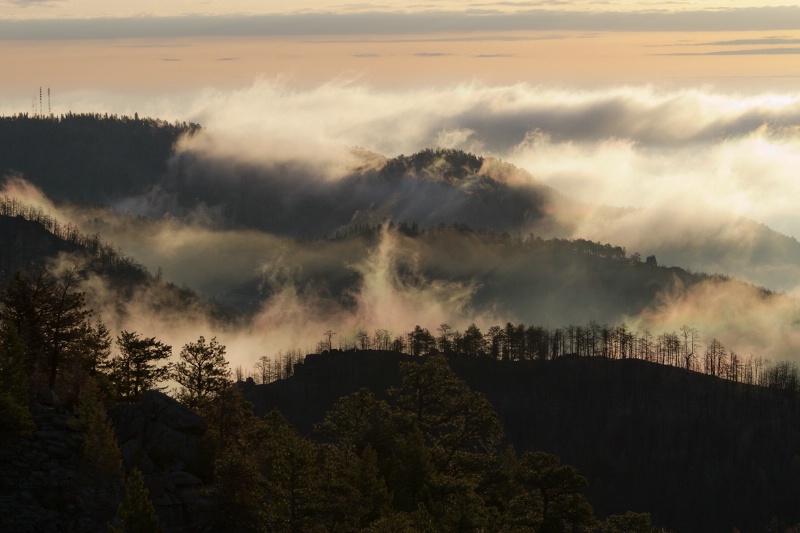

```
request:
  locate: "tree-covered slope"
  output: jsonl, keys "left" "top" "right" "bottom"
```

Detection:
{"left": 167, "top": 146, "right": 558, "bottom": 238}
{"left": 0, "top": 113, "right": 196, "bottom": 204}
{"left": 241, "top": 349, "right": 800, "bottom": 532}
{"left": 0, "top": 206, "right": 234, "bottom": 322}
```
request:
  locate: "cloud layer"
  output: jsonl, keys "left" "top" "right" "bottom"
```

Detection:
{"left": 159, "top": 81, "right": 800, "bottom": 284}
{"left": 6, "top": 79, "right": 800, "bottom": 368}
{"left": 4, "top": 7, "right": 800, "bottom": 39}
{"left": 8, "top": 80, "right": 800, "bottom": 291}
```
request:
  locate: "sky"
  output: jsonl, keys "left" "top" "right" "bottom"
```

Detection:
{"left": 2, "top": 1, "right": 800, "bottom": 98}
{"left": 4, "top": 1, "right": 800, "bottom": 363}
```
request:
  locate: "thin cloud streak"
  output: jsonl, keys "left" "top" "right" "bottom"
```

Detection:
{"left": 2, "top": 7, "right": 800, "bottom": 40}
{"left": 666, "top": 47, "right": 800, "bottom": 56}
{"left": 697, "top": 38, "right": 800, "bottom": 46}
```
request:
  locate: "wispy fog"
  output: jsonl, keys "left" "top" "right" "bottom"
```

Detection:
{"left": 5, "top": 80, "right": 800, "bottom": 367}
{"left": 169, "top": 82, "right": 800, "bottom": 289}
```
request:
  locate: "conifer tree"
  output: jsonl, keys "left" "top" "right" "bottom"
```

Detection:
{"left": 173, "top": 336, "right": 230, "bottom": 411}
{"left": 1, "top": 267, "right": 92, "bottom": 390}
{"left": 0, "top": 321, "right": 33, "bottom": 438}
{"left": 258, "top": 411, "right": 320, "bottom": 531}
{"left": 110, "top": 468, "right": 161, "bottom": 533}
{"left": 109, "top": 331, "right": 171, "bottom": 401}
{"left": 68, "top": 376, "right": 124, "bottom": 528}
{"left": 72, "top": 376, "right": 122, "bottom": 479}
{"left": 392, "top": 354, "right": 503, "bottom": 473}
{"left": 207, "top": 448, "right": 265, "bottom": 532}
{"left": 508, "top": 451, "right": 594, "bottom": 532}
{"left": 84, "top": 318, "right": 112, "bottom": 374}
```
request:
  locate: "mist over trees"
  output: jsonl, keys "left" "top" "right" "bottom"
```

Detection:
{"left": 0, "top": 264, "right": 668, "bottom": 530}
{"left": 165, "top": 146, "right": 558, "bottom": 238}
{"left": 4, "top": 113, "right": 800, "bottom": 531}
{"left": 5, "top": 113, "right": 800, "bottom": 295}
{"left": 1, "top": 249, "right": 800, "bottom": 530}
{"left": 0, "top": 194, "right": 744, "bottom": 336}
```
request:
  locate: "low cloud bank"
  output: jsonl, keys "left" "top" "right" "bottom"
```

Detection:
{"left": 6, "top": 80, "right": 800, "bottom": 367}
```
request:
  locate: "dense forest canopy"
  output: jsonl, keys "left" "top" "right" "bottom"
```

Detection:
{"left": 0, "top": 113, "right": 197, "bottom": 204}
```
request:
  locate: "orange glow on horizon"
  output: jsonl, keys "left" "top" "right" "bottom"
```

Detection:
{"left": 2, "top": 30, "right": 800, "bottom": 99}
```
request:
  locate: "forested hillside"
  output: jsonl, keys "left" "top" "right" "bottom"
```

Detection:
{"left": 0, "top": 200, "right": 235, "bottom": 322}
{"left": 0, "top": 192, "right": 746, "bottom": 330}
{"left": 242, "top": 349, "right": 800, "bottom": 532}
{"left": 2, "top": 114, "right": 800, "bottom": 532}
{"left": 0, "top": 262, "right": 665, "bottom": 531}
{"left": 5, "top": 114, "right": 800, "bottom": 294}
{"left": 0, "top": 113, "right": 196, "bottom": 204}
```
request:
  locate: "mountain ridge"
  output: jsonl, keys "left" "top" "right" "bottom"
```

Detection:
{"left": 4, "top": 113, "right": 800, "bottom": 294}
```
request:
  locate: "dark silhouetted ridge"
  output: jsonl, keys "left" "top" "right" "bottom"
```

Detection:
{"left": 241, "top": 349, "right": 800, "bottom": 532}
{"left": 0, "top": 113, "right": 197, "bottom": 204}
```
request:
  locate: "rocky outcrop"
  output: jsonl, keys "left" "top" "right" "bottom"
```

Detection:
{"left": 0, "top": 395, "right": 121, "bottom": 533}
{"left": 0, "top": 389, "right": 210, "bottom": 532}
{"left": 108, "top": 390, "right": 209, "bottom": 531}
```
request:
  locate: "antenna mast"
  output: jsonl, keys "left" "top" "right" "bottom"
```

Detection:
{"left": 48, "top": 88, "right": 51, "bottom": 116}
{"left": 39, "top": 87, "right": 42, "bottom": 117}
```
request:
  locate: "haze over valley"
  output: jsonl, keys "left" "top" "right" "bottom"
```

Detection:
{"left": 4, "top": 95, "right": 800, "bottom": 365}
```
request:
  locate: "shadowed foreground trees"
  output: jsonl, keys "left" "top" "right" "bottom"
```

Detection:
{"left": 197, "top": 354, "right": 647, "bottom": 532}
{"left": 241, "top": 348, "right": 800, "bottom": 531}
{"left": 506, "top": 451, "right": 593, "bottom": 532}
{"left": 109, "top": 468, "right": 162, "bottom": 533}
{"left": 0, "top": 321, "right": 33, "bottom": 438}
{"left": 0, "top": 267, "right": 174, "bottom": 405}
{"left": 1, "top": 267, "right": 92, "bottom": 390}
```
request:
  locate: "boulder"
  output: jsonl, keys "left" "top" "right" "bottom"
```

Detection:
{"left": 108, "top": 390, "right": 209, "bottom": 531}
{"left": 109, "top": 390, "right": 206, "bottom": 472}
{"left": 35, "top": 388, "right": 60, "bottom": 408}
{"left": 139, "top": 390, "right": 207, "bottom": 434}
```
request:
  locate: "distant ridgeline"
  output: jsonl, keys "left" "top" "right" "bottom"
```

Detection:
{"left": 0, "top": 113, "right": 197, "bottom": 204}
{"left": 0, "top": 197, "right": 230, "bottom": 321}
{"left": 170, "top": 145, "right": 554, "bottom": 237}
{"left": 246, "top": 318, "right": 798, "bottom": 396}
{"left": 331, "top": 219, "right": 629, "bottom": 260}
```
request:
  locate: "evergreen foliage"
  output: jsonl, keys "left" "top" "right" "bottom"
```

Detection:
{"left": 206, "top": 448, "right": 266, "bottom": 532}
{"left": 1, "top": 267, "right": 92, "bottom": 390}
{"left": 258, "top": 410, "right": 320, "bottom": 532}
{"left": 109, "top": 468, "right": 162, "bottom": 533}
{"left": 71, "top": 376, "right": 123, "bottom": 479}
{"left": 0, "top": 321, "right": 33, "bottom": 438}
{"left": 507, "top": 451, "right": 594, "bottom": 532}
{"left": 173, "top": 336, "right": 231, "bottom": 411}
{"left": 109, "top": 331, "right": 171, "bottom": 402}
{"left": 598, "top": 512, "right": 656, "bottom": 533}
